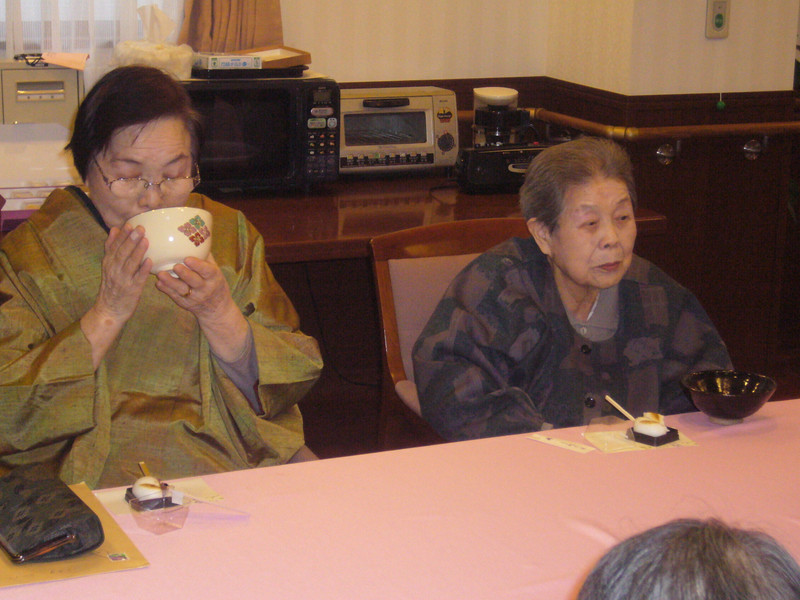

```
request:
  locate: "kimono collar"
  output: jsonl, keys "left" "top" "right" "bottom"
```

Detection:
{"left": 66, "top": 185, "right": 109, "bottom": 234}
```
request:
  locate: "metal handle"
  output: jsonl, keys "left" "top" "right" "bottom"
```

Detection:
{"left": 656, "top": 141, "right": 681, "bottom": 165}
{"left": 743, "top": 137, "right": 767, "bottom": 160}
{"left": 362, "top": 97, "right": 410, "bottom": 109}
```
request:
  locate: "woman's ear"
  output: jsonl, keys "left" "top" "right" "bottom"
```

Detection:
{"left": 527, "top": 218, "right": 552, "bottom": 257}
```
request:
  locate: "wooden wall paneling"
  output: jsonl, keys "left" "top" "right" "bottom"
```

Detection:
{"left": 270, "top": 259, "right": 383, "bottom": 457}
{"left": 627, "top": 137, "right": 713, "bottom": 286}
{"left": 536, "top": 77, "right": 630, "bottom": 125}
{"left": 621, "top": 91, "right": 795, "bottom": 127}
{"left": 702, "top": 134, "right": 790, "bottom": 372}
{"left": 632, "top": 142, "right": 789, "bottom": 375}
{"left": 781, "top": 133, "right": 800, "bottom": 353}
{"left": 630, "top": 135, "right": 790, "bottom": 373}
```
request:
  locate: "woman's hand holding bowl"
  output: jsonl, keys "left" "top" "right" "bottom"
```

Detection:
{"left": 155, "top": 254, "right": 250, "bottom": 364}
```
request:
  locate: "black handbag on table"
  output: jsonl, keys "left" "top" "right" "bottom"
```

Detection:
{"left": 0, "top": 467, "right": 105, "bottom": 563}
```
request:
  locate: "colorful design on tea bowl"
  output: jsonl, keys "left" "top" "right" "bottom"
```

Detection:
{"left": 178, "top": 215, "right": 211, "bottom": 247}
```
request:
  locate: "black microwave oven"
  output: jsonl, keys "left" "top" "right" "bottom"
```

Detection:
{"left": 181, "top": 74, "right": 340, "bottom": 194}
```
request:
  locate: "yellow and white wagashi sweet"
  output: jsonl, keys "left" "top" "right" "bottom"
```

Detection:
{"left": 632, "top": 412, "right": 669, "bottom": 438}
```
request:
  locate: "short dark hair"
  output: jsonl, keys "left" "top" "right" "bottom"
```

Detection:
{"left": 66, "top": 65, "right": 201, "bottom": 180}
{"left": 577, "top": 518, "right": 800, "bottom": 600}
{"left": 519, "top": 136, "right": 637, "bottom": 232}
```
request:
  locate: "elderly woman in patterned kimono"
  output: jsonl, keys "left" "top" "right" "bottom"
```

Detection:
{"left": 413, "top": 137, "right": 732, "bottom": 440}
{"left": 0, "top": 66, "right": 323, "bottom": 488}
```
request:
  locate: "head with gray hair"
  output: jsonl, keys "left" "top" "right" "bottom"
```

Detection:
{"left": 519, "top": 136, "right": 637, "bottom": 232}
{"left": 577, "top": 518, "right": 800, "bottom": 600}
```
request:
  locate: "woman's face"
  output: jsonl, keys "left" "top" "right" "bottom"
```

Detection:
{"left": 85, "top": 116, "right": 194, "bottom": 229}
{"left": 529, "top": 176, "right": 637, "bottom": 303}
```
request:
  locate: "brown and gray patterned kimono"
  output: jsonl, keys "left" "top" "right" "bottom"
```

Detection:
{"left": 413, "top": 236, "right": 732, "bottom": 441}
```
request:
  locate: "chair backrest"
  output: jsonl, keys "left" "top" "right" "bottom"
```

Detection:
{"left": 370, "top": 217, "right": 532, "bottom": 400}
{"left": 388, "top": 253, "right": 480, "bottom": 385}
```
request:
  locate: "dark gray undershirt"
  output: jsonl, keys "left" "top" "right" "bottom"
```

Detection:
{"left": 213, "top": 327, "right": 261, "bottom": 414}
{"left": 566, "top": 285, "right": 620, "bottom": 342}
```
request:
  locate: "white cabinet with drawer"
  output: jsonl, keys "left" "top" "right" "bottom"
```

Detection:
{"left": 0, "top": 62, "right": 84, "bottom": 229}
{"left": 0, "top": 61, "right": 83, "bottom": 128}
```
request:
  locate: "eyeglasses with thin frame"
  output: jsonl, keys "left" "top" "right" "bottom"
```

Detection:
{"left": 94, "top": 158, "right": 201, "bottom": 199}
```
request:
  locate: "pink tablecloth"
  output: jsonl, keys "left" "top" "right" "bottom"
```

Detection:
{"left": 6, "top": 399, "right": 800, "bottom": 599}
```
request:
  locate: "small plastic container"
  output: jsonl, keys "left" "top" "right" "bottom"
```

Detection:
{"left": 125, "top": 485, "right": 190, "bottom": 535}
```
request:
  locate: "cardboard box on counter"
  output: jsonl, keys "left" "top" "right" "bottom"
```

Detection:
{"left": 232, "top": 45, "right": 311, "bottom": 70}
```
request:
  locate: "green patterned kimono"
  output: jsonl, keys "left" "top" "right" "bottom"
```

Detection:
{"left": 0, "top": 188, "right": 322, "bottom": 488}
{"left": 413, "top": 236, "right": 732, "bottom": 441}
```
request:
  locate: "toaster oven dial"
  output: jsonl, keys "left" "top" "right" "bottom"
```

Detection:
{"left": 438, "top": 132, "right": 455, "bottom": 153}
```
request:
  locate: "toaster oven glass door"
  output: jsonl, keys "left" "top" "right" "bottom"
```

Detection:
{"left": 341, "top": 94, "right": 434, "bottom": 154}
{"left": 343, "top": 111, "right": 427, "bottom": 147}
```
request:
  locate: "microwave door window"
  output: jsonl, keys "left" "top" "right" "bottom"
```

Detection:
{"left": 193, "top": 89, "right": 292, "bottom": 182}
{"left": 344, "top": 111, "right": 427, "bottom": 147}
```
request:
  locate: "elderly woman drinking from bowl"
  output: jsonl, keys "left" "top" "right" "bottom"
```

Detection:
{"left": 413, "top": 136, "right": 732, "bottom": 440}
{"left": 0, "top": 66, "right": 322, "bottom": 488}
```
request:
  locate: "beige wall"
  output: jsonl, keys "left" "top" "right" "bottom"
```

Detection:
{"left": 546, "top": 0, "right": 635, "bottom": 95}
{"left": 281, "top": 0, "right": 548, "bottom": 82}
{"left": 627, "top": 0, "right": 797, "bottom": 94}
{"left": 281, "top": 0, "right": 799, "bottom": 95}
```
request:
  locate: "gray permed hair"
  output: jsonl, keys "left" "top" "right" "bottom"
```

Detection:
{"left": 519, "top": 136, "right": 637, "bottom": 232}
{"left": 577, "top": 518, "right": 800, "bottom": 600}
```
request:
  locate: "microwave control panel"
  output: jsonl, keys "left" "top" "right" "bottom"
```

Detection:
{"left": 305, "top": 82, "right": 340, "bottom": 183}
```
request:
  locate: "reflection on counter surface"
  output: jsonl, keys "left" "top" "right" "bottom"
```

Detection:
{"left": 337, "top": 187, "right": 456, "bottom": 238}
{"left": 223, "top": 174, "right": 667, "bottom": 264}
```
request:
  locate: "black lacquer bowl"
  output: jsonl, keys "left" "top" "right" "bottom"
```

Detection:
{"left": 682, "top": 370, "right": 777, "bottom": 425}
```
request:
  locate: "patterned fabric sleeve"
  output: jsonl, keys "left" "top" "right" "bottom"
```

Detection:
{"left": 0, "top": 191, "right": 102, "bottom": 468}
{"left": 657, "top": 282, "right": 733, "bottom": 415}
{"left": 212, "top": 206, "right": 323, "bottom": 421}
{"left": 413, "top": 249, "right": 549, "bottom": 440}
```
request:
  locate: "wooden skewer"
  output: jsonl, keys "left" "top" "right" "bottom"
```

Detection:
{"left": 138, "top": 461, "right": 152, "bottom": 477}
{"left": 604, "top": 395, "right": 636, "bottom": 422}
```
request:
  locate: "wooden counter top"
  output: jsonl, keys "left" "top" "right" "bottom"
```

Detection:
{"left": 221, "top": 174, "right": 667, "bottom": 264}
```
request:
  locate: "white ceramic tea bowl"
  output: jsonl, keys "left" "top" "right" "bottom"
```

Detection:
{"left": 125, "top": 206, "right": 213, "bottom": 275}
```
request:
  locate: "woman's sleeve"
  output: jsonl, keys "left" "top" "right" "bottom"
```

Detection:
{"left": 413, "top": 269, "right": 548, "bottom": 441}
{"left": 659, "top": 287, "right": 734, "bottom": 415}
{"left": 213, "top": 213, "right": 323, "bottom": 421}
{"left": 0, "top": 259, "right": 96, "bottom": 457}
